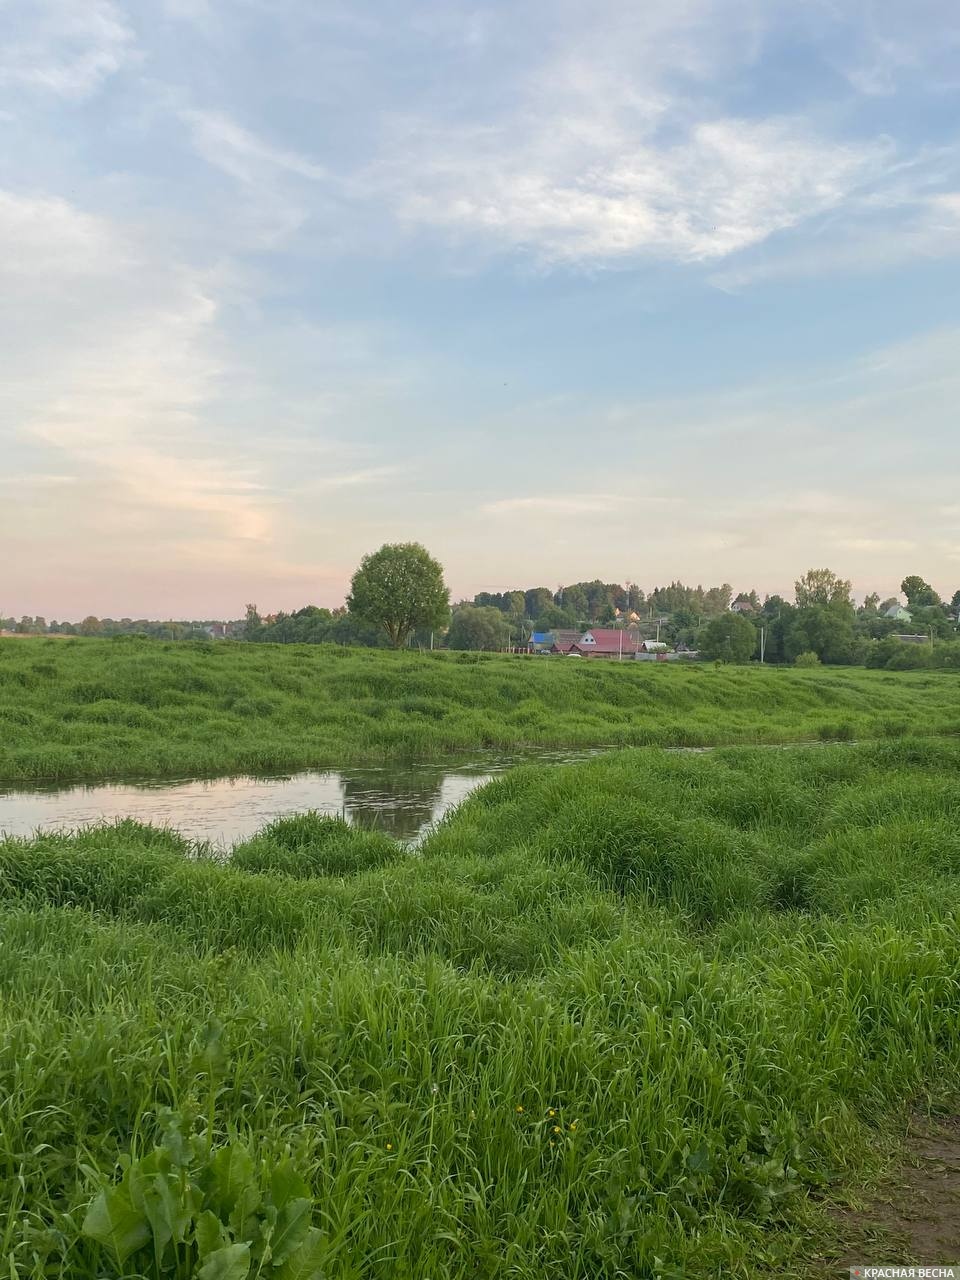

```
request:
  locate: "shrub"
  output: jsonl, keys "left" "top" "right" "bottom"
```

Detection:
{"left": 817, "top": 721, "right": 856, "bottom": 741}
{"left": 794, "top": 651, "right": 821, "bottom": 668}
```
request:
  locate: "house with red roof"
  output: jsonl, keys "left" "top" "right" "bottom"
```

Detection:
{"left": 571, "top": 628, "right": 641, "bottom": 658}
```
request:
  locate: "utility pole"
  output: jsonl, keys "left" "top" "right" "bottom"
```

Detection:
{"left": 760, "top": 626, "right": 766, "bottom": 664}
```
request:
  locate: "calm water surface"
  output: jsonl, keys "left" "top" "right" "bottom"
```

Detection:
{"left": 0, "top": 749, "right": 599, "bottom": 846}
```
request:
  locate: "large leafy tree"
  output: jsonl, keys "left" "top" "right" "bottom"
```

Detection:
{"left": 785, "top": 605, "right": 857, "bottom": 664}
{"left": 534, "top": 604, "right": 577, "bottom": 630}
{"left": 447, "top": 606, "right": 512, "bottom": 651}
{"left": 524, "top": 587, "right": 555, "bottom": 617}
{"left": 700, "top": 613, "right": 757, "bottom": 663}
{"left": 900, "top": 575, "right": 941, "bottom": 608}
{"left": 794, "top": 568, "right": 852, "bottom": 609}
{"left": 347, "top": 543, "right": 450, "bottom": 648}
{"left": 860, "top": 592, "right": 881, "bottom": 615}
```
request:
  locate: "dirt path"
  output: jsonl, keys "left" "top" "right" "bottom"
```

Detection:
{"left": 812, "top": 1113, "right": 960, "bottom": 1275}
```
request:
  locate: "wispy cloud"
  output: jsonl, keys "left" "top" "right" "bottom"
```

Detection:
{"left": 178, "top": 108, "right": 335, "bottom": 249}
{"left": 28, "top": 286, "right": 276, "bottom": 544}
{"left": 0, "top": 0, "right": 134, "bottom": 99}
{"left": 833, "top": 1, "right": 960, "bottom": 97}
{"left": 1, "top": 188, "right": 276, "bottom": 550}
{"left": 180, "top": 110, "right": 328, "bottom": 185}
{"left": 345, "top": 0, "right": 906, "bottom": 269}
{"left": 710, "top": 184, "right": 960, "bottom": 289}
{"left": 151, "top": 1, "right": 960, "bottom": 280}
{"left": 383, "top": 115, "right": 887, "bottom": 265}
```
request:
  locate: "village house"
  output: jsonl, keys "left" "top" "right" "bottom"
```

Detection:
{"left": 634, "top": 640, "right": 671, "bottom": 661}
{"left": 571, "top": 628, "right": 641, "bottom": 658}
{"left": 549, "top": 629, "right": 587, "bottom": 654}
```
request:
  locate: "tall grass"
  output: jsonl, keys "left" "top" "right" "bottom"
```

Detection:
{"left": 1, "top": 740, "right": 959, "bottom": 1276}
{"left": 1, "top": 637, "right": 960, "bottom": 782}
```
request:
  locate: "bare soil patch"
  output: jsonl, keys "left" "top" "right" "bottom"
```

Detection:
{"left": 811, "top": 1112, "right": 960, "bottom": 1275}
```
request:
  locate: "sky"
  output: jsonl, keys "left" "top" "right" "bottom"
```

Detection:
{"left": 2, "top": 0, "right": 960, "bottom": 619}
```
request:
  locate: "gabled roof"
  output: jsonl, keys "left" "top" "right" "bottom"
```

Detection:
{"left": 576, "top": 628, "right": 637, "bottom": 654}
{"left": 550, "top": 628, "right": 584, "bottom": 651}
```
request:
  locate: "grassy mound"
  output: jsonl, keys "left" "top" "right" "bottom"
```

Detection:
{"left": 2, "top": 740, "right": 959, "bottom": 1276}
{"left": 2, "top": 637, "right": 960, "bottom": 780}
{"left": 231, "top": 812, "right": 405, "bottom": 878}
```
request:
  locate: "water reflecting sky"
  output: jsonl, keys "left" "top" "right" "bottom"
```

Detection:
{"left": 0, "top": 749, "right": 601, "bottom": 847}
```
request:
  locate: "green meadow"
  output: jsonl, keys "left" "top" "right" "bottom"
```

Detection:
{"left": 1, "top": 638, "right": 959, "bottom": 1275}
{"left": 2, "top": 739, "right": 960, "bottom": 1276}
{"left": 3, "top": 637, "right": 960, "bottom": 781}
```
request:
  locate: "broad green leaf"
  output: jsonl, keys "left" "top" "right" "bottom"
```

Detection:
{"left": 270, "top": 1198, "right": 312, "bottom": 1266}
{"left": 197, "top": 1241, "right": 251, "bottom": 1280}
{"left": 130, "top": 1148, "right": 172, "bottom": 1180}
{"left": 129, "top": 1167, "right": 191, "bottom": 1253}
{"left": 82, "top": 1187, "right": 151, "bottom": 1265}
{"left": 227, "top": 1180, "right": 263, "bottom": 1243}
{"left": 195, "top": 1209, "right": 228, "bottom": 1259}
{"left": 203, "top": 1145, "right": 256, "bottom": 1217}
{"left": 275, "top": 1228, "right": 327, "bottom": 1280}
{"left": 269, "top": 1161, "right": 310, "bottom": 1211}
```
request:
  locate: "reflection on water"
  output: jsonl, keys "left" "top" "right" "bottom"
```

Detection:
{"left": 0, "top": 749, "right": 599, "bottom": 847}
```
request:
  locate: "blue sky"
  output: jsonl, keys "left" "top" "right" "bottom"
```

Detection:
{"left": 2, "top": 0, "right": 960, "bottom": 617}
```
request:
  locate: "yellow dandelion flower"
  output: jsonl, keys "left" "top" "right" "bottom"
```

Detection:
{"left": 386, "top": 1143, "right": 393, "bottom": 1151}
{"left": 569, "top": 1121, "right": 578, "bottom": 1130}
{"left": 553, "top": 1125, "right": 561, "bottom": 1134}
{"left": 548, "top": 1109, "right": 556, "bottom": 1117}
{"left": 515, "top": 1105, "right": 524, "bottom": 1114}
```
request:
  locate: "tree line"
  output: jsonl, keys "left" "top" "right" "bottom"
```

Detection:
{"left": 0, "top": 615, "right": 233, "bottom": 641}
{"left": 474, "top": 580, "right": 734, "bottom": 631}
{"left": 7, "top": 548, "right": 960, "bottom": 670}
{"left": 244, "top": 557, "right": 960, "bottom": 669}
{"left": 698, "top": 570, "right": 960, "bottom": 668}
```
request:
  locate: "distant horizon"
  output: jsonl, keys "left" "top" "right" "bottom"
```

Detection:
{"left": 4, "top": 1, "right": 959, "bottom": 614}
{"left": 2, "top": 569, "right": 945, "bottom": 624}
